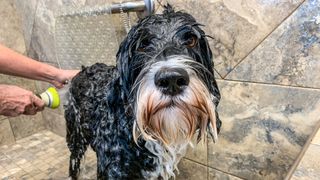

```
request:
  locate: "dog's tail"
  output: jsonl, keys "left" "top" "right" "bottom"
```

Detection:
{"left": 64, "top": 79, "right": 89, "bottom": 180}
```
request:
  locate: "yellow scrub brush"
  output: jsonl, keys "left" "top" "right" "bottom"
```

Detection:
{"left": 37, "top": 87, "right": 60, "bottom": 109}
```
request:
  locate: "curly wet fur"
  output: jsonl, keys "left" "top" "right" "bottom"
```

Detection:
{"left": 64, "top": 5, "right": 221, "bottom": 179}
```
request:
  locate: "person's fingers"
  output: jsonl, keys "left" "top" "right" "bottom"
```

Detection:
{"left": 31, "top": 94, "right": 45, "bottom": 111}
{"left": 50, "top": 80, "right": 64, "bottom": 89}
{"left": 3, "top": 110, "right": 19, "bottom": 117}
{"left": 24, "top": 104, "right": 37, "bottom": 115}
{"left": 53, "top": 69, "right": 79, "bottom": 88}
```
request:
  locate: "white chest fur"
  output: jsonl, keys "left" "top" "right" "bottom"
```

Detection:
{"left": 141, "top": 140, "right": 190, "bottom": 180}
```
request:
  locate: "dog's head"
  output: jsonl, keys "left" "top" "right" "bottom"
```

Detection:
{"left": 116, "top": 5, "right": 221, "bottom": 146}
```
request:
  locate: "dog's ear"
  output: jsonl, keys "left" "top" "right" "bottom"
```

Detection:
{"left": 116, "top": 25, "right": 141, "bottom": 98}
{"left": 195, "top": 27, "right": 222, "bottom": 136}
{"left": 163, "top": 3, "right": 175, "bottom": 14}
{"left": 116, "top": 37, "right": 131, "bottom": 97}
{"left": 195, "top": 29, "right": 221, "bottom": 101}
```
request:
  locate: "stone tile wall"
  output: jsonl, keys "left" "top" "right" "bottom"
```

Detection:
{"left": 0, "top": 0, "right": 45, "bottom": 146}
{"left": 2, "top": 0, "right": 319, "bottom": 179}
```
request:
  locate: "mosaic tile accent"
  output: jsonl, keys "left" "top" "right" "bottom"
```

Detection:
{"left": 227, "top": 0, "right": 320, "bottom": 89}
{"left": 0, "top": 130, "right": 244, "bottom": 179}
{"left": 208, "top": 80, "right": 320, "bottom": 179}
{"left": 158, "top": 0, "right": 304, "bottom": 77}
{"left": 0, "top": 131, "right": 96, "bottom": 179}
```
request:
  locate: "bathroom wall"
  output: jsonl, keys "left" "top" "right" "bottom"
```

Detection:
{"left": 14, "top": 0, "right": 128, "bottom": 137}
{"left": 0, "top": 0, "right": 45, "bottom": 146}
{"left": 161, "top": 0, "right": 320, "bottom": 179}
{"left": 8, "top": 0, "right": 320, "bottom": 179}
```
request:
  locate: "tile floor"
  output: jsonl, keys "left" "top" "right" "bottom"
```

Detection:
{"left": 0, "top": 131, "right": 96, "bottom": 179}
{"left": 0, "top": 129, "right": 319, "bottom": 179}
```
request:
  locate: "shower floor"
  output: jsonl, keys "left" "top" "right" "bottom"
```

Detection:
{"left": 0, "top": 131, "right": 96, "bottom": 179}
{"left": 1, "top": 130, "right": 318, "bottom": 179}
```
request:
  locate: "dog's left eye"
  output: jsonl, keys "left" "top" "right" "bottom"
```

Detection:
{"left": 182, "top": 32, "right": 198, "bottom": 48}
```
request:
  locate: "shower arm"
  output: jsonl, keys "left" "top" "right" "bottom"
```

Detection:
{"left": 59, "top": 0, "right": 155, "bottom": 19}
{"left": 111, "top": 0, "right": 155, "bottom": 18}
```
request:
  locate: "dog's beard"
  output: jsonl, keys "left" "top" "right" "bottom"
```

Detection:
{"left": 133, "top": 59, "right": 218, "bottom": 146}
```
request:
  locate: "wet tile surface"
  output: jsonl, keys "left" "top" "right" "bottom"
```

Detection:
{"left": 208, "top": 167, "right": 242, "bottom": 180}
{"left": 9, "top": 113, "right": 45, "bottom": 140}
{"left": 291, "top": 144, "right": 320, "bottom": 180}
{"left": 185, "top": 136, "right": 208, "bottom": 165}
{"left": 208, "top": 80, "right": 320, "bottom": 180}
{"left": 159, "top": 0, "right": 303, "bottom": 77}
{"left": 0, "top": 130, "right": 239, "bottom": 179}
{"left": 176, "top": 158, "right": 208, "bottom": 180}
{"left": 0, "top": 119, "right": 15, "bottom": 146}
{"left": 0, "top": 130, "right": 96, "bottom": 179}
{"left": 0, "top": 0, "right": 25, "bottom": 53}
{"left": 311, "top": 129, "right": 320, "bottom": 145}
{"left": 227, "top": 0, "right": 320, "bottom": 88}
{"left": 42, "top": 110, "right": 66, "bottom": 137}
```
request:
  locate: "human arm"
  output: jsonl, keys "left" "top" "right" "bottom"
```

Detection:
{"left": 0, "top": 44, "right": 79, "bottom": 88}
{"left": 0, "top": 85, "right": 45, "bottom": 117}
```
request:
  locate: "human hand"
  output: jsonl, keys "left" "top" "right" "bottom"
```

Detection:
{"left": 0, "top": 85, "right": 45, "bottom": 117}
{"left": 51, "top": 69, "right": 79, "bottom": 89}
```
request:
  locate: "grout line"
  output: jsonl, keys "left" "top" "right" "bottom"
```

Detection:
{"left": 310, "top": 143, "right": 320, "bottom": 147}
{"left": 183, "top": 158, "right": 245, "bottom": 179}
{"left": 7, "top": 117, "right": 17, "bottom": 143}
{"left": 285, "top": 120, "right": 320, "bottom": 180}
{"left": 222, "top": 0, "right": 307, "bottom": 79}
{"left": 218, "top": 79, "right": 320, "bottom": 90}
{"left": 214, "top": 68, "right": 223, "bottom": 79}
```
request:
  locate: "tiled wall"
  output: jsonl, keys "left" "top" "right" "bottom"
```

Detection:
{"left": 14, "top": 0, "right": 129, "bottom": 137}
{"left": 3, "top": 0, "right": 320, "bottom": 179}
{"left": 0, "top": 0, "right": 45, "bottom": 146}
{"left": 163, "top": 0, "right": 320, "bottom": 179}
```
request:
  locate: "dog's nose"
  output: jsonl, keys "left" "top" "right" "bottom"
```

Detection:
{"left": 154, "top": 68, "right": 189, "bottom": 96}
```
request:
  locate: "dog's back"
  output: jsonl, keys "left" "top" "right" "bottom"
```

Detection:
{"left": 64, "top": 63, "right": 157, "bottom": 179}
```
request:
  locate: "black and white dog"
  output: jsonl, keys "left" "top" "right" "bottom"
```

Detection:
{"left": 64, "top": 5, "right": 221, "bottom": 180}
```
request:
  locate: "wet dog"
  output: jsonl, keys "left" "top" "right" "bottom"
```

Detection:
{"left": 64, "top": 5, "right": 221, "bottom": 179}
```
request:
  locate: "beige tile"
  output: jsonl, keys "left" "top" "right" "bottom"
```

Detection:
{"left": 209, "top": 167, "right": 242, "bottom": 180}
{"left": 14, "top": 0, "right": 38, "bottom": 52}
{"left": 185, "top": 136, "right": 208, "bottom": 165}
{"left": 9, "top": 113, "right": 45, "bottom": 140}
{"left": 32, "top": 172, "right": 48, "bottom": 179}
{"left": 208, "top": 80, "right": 320, "bottom": 179}
{"left": 227, "top": 0, "right": 320, "bottom": 89}
{"left": 292, "top": 144, "right": 320, "bottom": 180}
{"left": 160, "top": 0, "right": 303, "bottom": 77}
{"left": 42, "top": 110, "right": 66, "bottom": 137}
{"left": 311, "top": 128, "right": 320, "bottom": 145}
{"left": 0, "top": 0, "right": 26, "bottom": 53}
{"left": 0, "top": 119, "right": 15, "bottom": 146}
{"left": 176, "top": 158, "right": 207, "bottom": 180}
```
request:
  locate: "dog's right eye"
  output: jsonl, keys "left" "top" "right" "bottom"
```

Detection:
{"left": 137, "top": 39, "right": 151, "bottom": 52}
